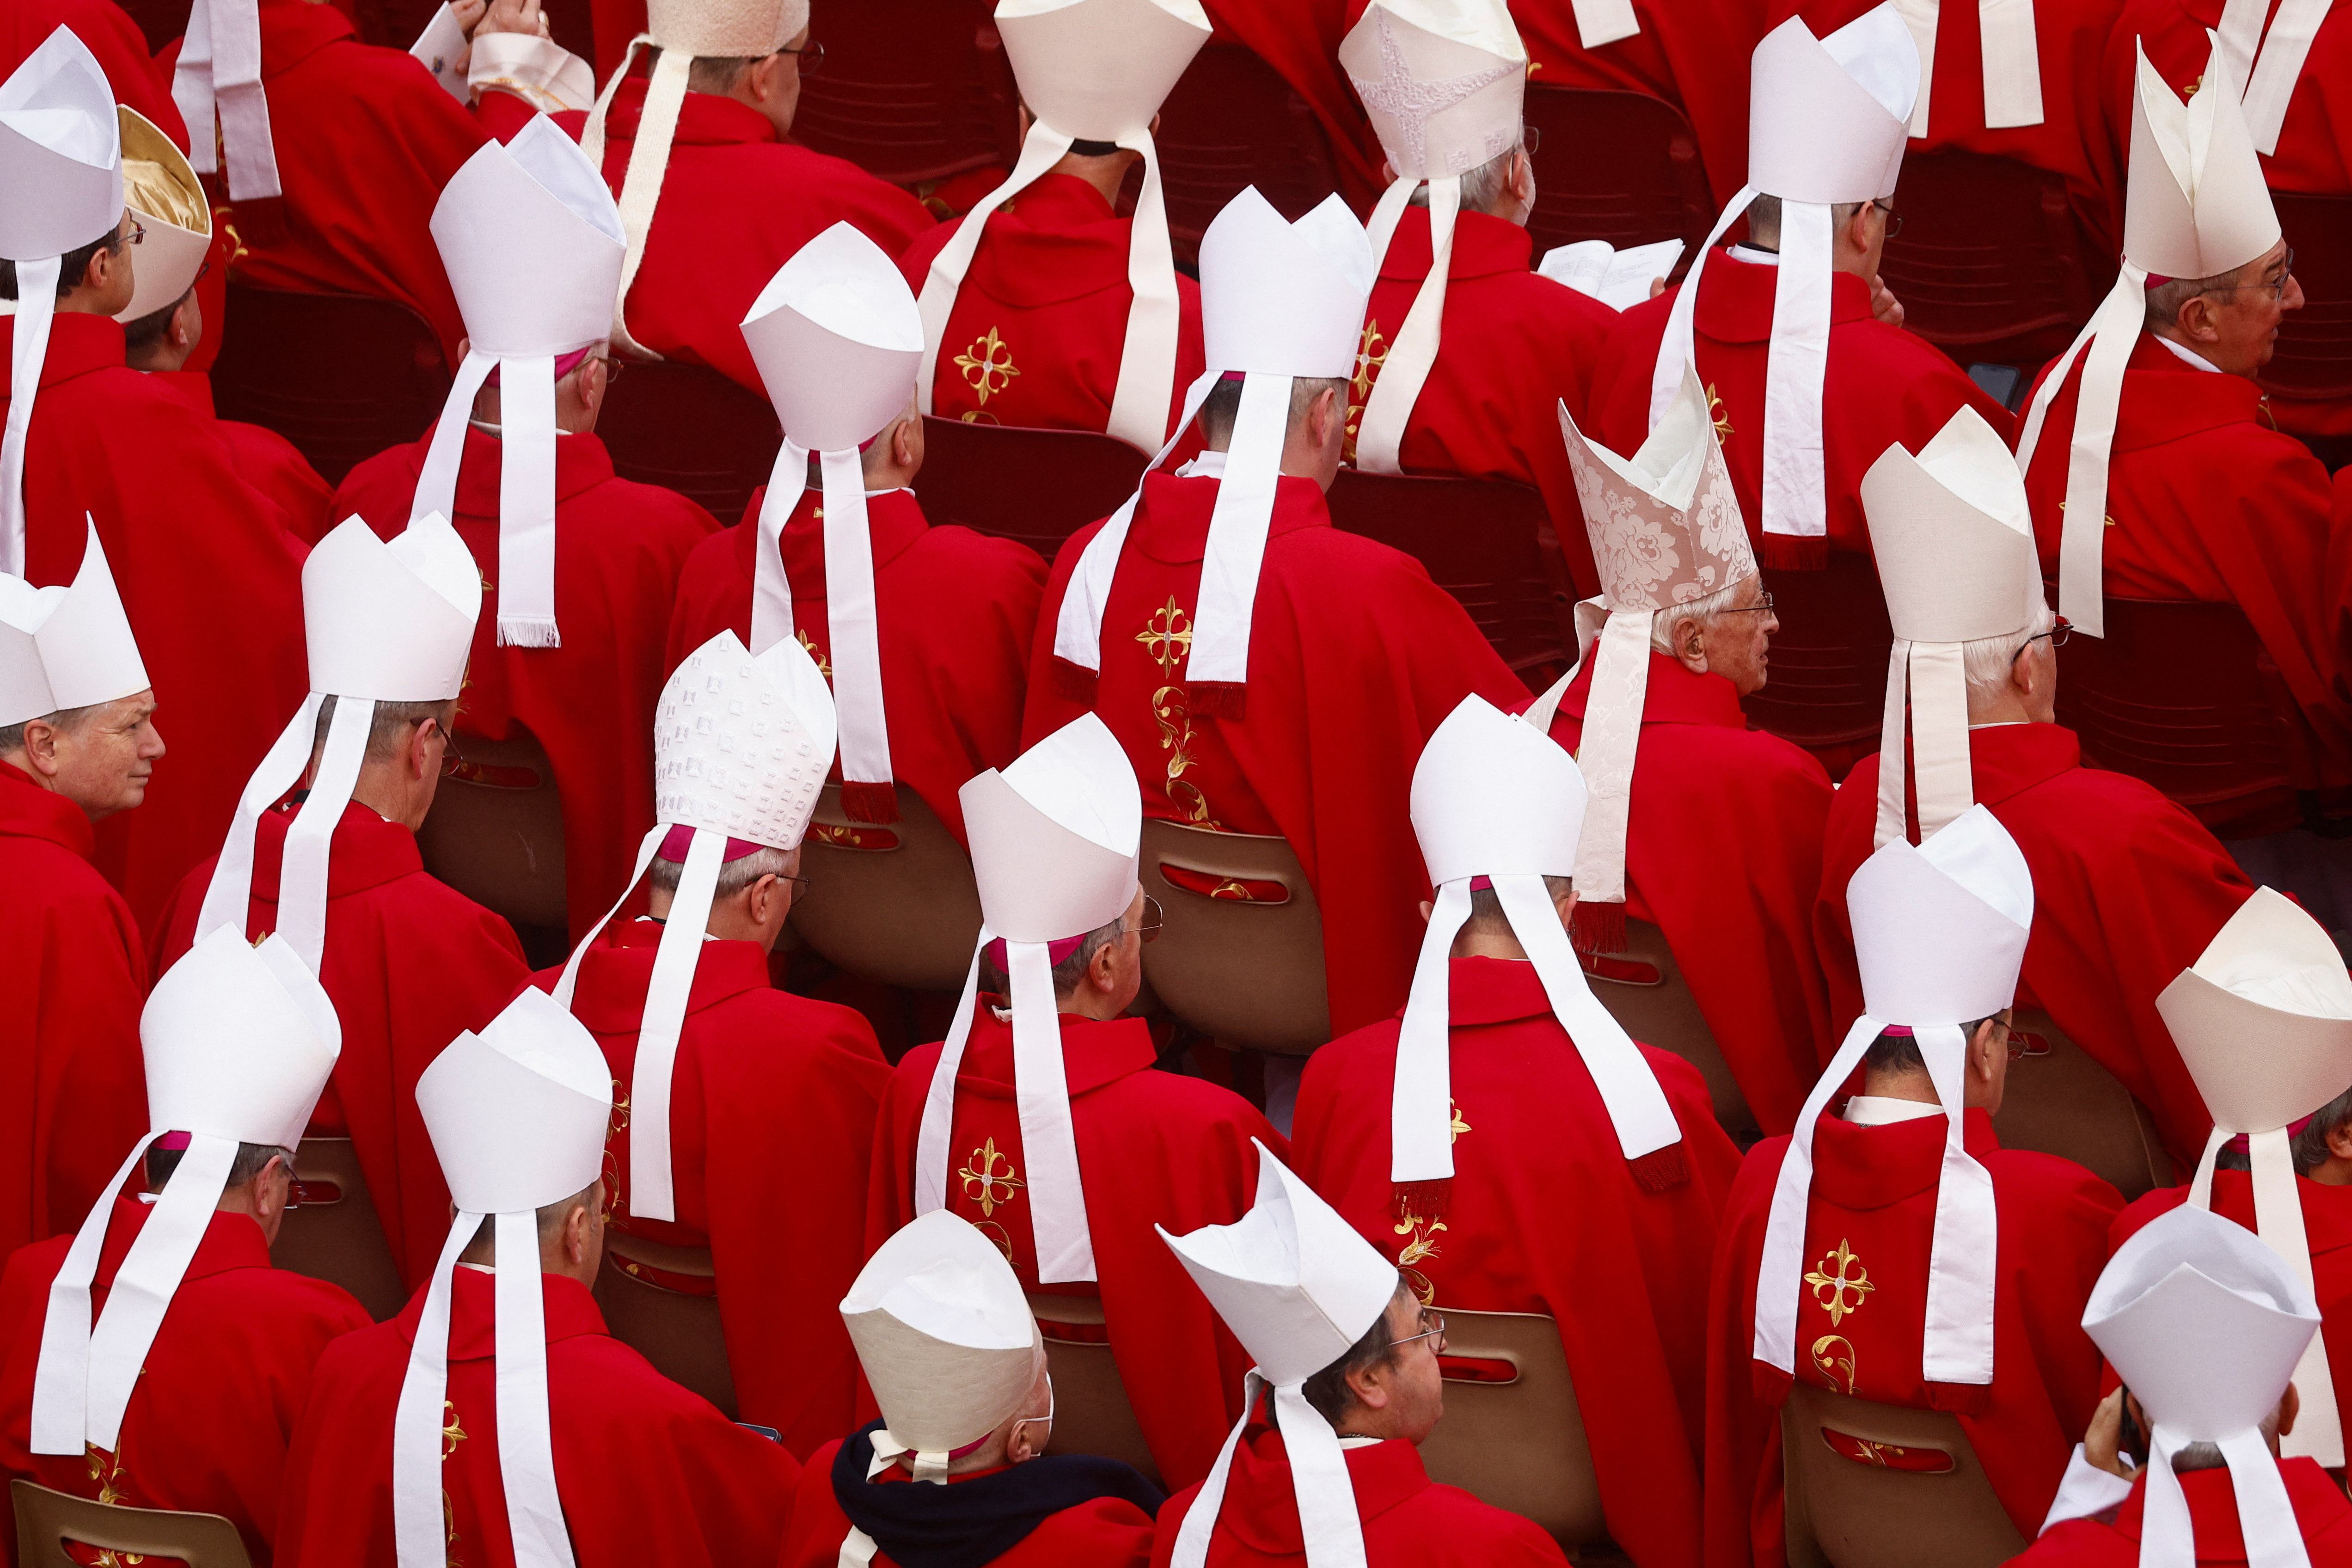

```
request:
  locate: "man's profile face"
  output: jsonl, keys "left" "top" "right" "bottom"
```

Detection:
{"left": 2202, "top": 241, "right": 2301, "bottom": 377}
{"left": 1697, "top": 575, "right": 1775, "bottom": 697}
{"left": 53, "top": 689, "right": 164, "bottom": 820}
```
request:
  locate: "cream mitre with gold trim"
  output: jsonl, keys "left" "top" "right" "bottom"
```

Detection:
{"left": 114, "top": 106, "right": 209, "bottom": 325}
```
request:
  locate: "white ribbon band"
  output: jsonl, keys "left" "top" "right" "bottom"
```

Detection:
{"left": 195, "top": 692, "right": 327, "bottom": 958}
{"left": 1895, "top": 0, "right": 2046, "bottom": 136}
{"left": 1184, "top": 371, "right": 1288, "bottom": 687}
{"left": 1390, "top": 879, "right": 1472, "bottom": 1185}
{"left": 617, "top": 824, "right": 721, "bottom": 1224}
{"left": 750, "top": 436, "right": 807, "bottom": 653}
{"left": 411, "top": 349, "right": 561, "bottom": 647}
{"left": 1170, "top": 1373, "right": 1368, "bottom": 1568}
{"left": 393, "top": 1217, "right": 484, "bottom": 1568}
{"left": 1649, "top": 188, "right": 1753, "bottom": 436}
{"left": 1354, "top": 176, "right": 1458, "bottom": 477}
{"left": 913, "top": 931, "right": 989, "bottom": 1217}
{"left": 916, "top": 124, "right": 1077, "bottom": 419}
{"left": 173, "top": 0, "right": 281, "bottom": 199}
{"left": 1875, "top": 639, "right": 1974, "bottom": 849}
{"left": 582, "top": 40, "right": 684, "bottom": 359}
{"left": 550, "top": 826, "right": 666, "bottom": 1012}
{"left": 2217, "top": 0, "right": 2329, "bottom": 156}
{"left": 1760, "top": 200, "right": 1832, "bottom": 546}
{"left": 493, "top": 1209, "right": 575, "bottom": 1568}
{"left": 820, "top": 448, "right": 894, "bottom": 795}
{"left": 1570, "top": 608, "right": 1655, "bottom": 906}
{"left": 277, "top": 695, "right": 372, "bottom": 973}
{"left": 1, "top": 257, "right": 59, "bottom": 575}
{"left": 1571, "top": 0, "right": 1642, "bottom": 49}
{"left": 2139, "top": 1423, "right": 2311, "bottom": 1568}
{"left": 29, "top": 1133, "right": 159, "bottom": 1454}
{"left": 2015, "top": 263, "right": 2144, "bottom": 641}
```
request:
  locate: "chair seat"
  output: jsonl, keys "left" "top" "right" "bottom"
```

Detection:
{"left": 1874, "top": 151, "right": 2104, "bottom": 370}
{"left": 1139, "top": 820, "right": 1329, "bottom": 1055}
{"left": 1577, "top": 916, "right": 1757, "bottom": 1144}
{"left": 415, "top": 725, "right": 568, "bottom": 938}
{"left": 2266, "top": 195, "right": 2352, "bottom": 404}
{"left": 273, "top": 1137, "right": 406, "bottom": 1321}
{"left": 1739, "top": 554, "right": 1894, "bottom": 764}
{"left": 1412, "top": 1308, "right": 1605, "bottom": 1549}
{"left": 1991, "top": 1009, "right": 2174, "bottom": 1201}
{"left": 1154, "top": 43, "right": 1340, "bottom": 266}
{"left": 786, "top": 0, "right": 1019, "bottom": 187}
{"left": 1026, "top": 1292, "right": 1159, "bottom": 1485}
{"left": 792, "top": 783, "right": 983, "bottom": 992}
{"left": 595, "top": 1229, "right": 735, "bottom": 1418}
{"left": 1781, "top": 1383, "right": 2025, "bottom": 1568}
{"left": 13, "top": 1480, "right": 252, "bottom": 1568}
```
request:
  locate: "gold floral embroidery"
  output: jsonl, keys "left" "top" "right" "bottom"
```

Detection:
{"left": 1394, "top": 1210, "right": 1447, "bottom": 1269}
{"left": 1137, "top": 596, "right": 1194, "bottom": 675}
{"left": 974, "top": 1219, "right": 1017, "bottom": 1265}
{"left": 797, "top": 629, "right": 833, "bottom": 680}
{"left": 1449, "top": 1101, "right": 1470, "bottom": 1142}
{"left": 1402, "top": 1266, "right": 1436, "bottom": 1307}
{"left": 959, "top": 1137, "right": 1025, "bottom": 1217}
{"left": 85, "top": 1440, "right": 150, "bottom": 1563}
{"left": 1804, "top": 1239, "right": 1877, "bottom": 1326}
{"left": 1706, "top": 382, "right": 1733, "bottom": 441}
{"left": 2057, "top": 500, "right": 2117, "bottom": 529}
{"left": 1811, "top": 1334, "right": 1857, "bottom": 1396}
{"left": 442, "top": 1401, "right": 469, "bottom": 1568}
{"left": 953, "top": 326, "right": 1021, "bottom": 405}
{"left": 1346, "top": 320, "right": 1389, "bottom": 463}
{"left": 1138, "top": 595, "right": 1221, "bottom": 828}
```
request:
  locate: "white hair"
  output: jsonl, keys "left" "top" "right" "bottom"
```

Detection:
{"left": 1409, "top": 146, "right": 1518, "bottom": 217}
{"left": 1649, "top": 578, "right": 1750, "bottom": 655}
{"left": 1959, "top": 599, "right": 2058, "bottom": 698}
{"left": 649, "top": 843, "right": 794, "bottom": 900}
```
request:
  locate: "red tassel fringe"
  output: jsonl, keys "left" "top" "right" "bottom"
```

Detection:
{"left": 1757, "top": 532, "right": 1829, "bottom": 572}
{"left": 1390, "top": 1179, "right": 1452, "bottom": 1225}
{"left": 1629, "top": 1143, "right": 1689, "bottom": 1193}
{"left": 1571, "top": 899, "right": 1629, "bottom": 958}
{"left": 840, "top": 780, "right": 900, "bottom": 824}
{"left": 1048, "top": 657, "right": 1098, "bottom": 704}
{"left": 1187, "top": 681, "right": 1247, "bottom": 719}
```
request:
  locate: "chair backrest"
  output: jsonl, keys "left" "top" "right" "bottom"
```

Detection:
{"left": 913, "top": 416, "right": 1150, "bottom": 562}
{"left": 1324, "top": 468, "right": 1575, "bottom": 684}
{"left": 1153, "top": 43, "right": 1340, "bottom": 266}
{"left": 1139, "top": 820, "right": 1329, "bottom": 1055}
{"left": 1579, "top": 916, "right": 1759, "bottom": 1145}
{"left": 791, "top": 783, "right": 983, "bottom": 992}
{"left": 210, "top": 284, "right": 451, "bottom": 488}
{"left": 12, "top": 1480, "right": 253, "bottom": 1568}
{"left": 1992, "top": 1008, "right": 2174, "bottom": 1202}
{"left": 2051, "top": 595, "right": 2307, "bottom": 840}
{"left": 595, "top": 1230, "right": 737, "bottom": 1418}
{"left": 1780, "top": 1382, "right": 2026, "bottom": 1568}
{"left": 1412, "top": 1309, "right": 1605, "bottom": 1548}
{"left": 1520, "top": 86, "right": 1715, "bottom": 270}
{"left": 1738, "top": 553, "right": 1894, "bottom": 758}
{"left": 415, "top": 725, "right": 569, "bottom": 937}
{"left": 787, "top": 0, "right": 1020, "bottom": 186}
{"left": 1026, "top": 1292, "right": 1161, "bottom": 1486}
{"left": 597, "top": 360, "right": 782, "bottom": 527}
{"left": 271, "top": 1136, "right": 408, "bottom": 1321}
{"left": 1874, "top": 151, "right": 2102, "bottom": 369}
{"left": 2266, "top": 194, "right": 2352, "bottom": 404}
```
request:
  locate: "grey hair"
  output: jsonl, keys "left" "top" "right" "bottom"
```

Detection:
{"left": 2144, "top": 265, "right": 2244, "bottom": 335}
{"left": 145, "top": 1140, "right": 294, "bottom": 1191}
{"left": 980, "top": 913, "right": 1127, "bottom": 1000}
{"left": 1200, "top": 375, "right": 1349, "bottom": 450}
{"left": 0, "top": 702, "right": 104, "bottom": 756}
{"left": 461, "top": 1180, "right": 600, "bottom": 1260}
{"left": 1744, "top": 194, "right": 1866, "bottom": 252}
{"left": 311, "top": 695, "right": 458, "bottom": 765}
{"left": 1409, "top": 146, "right": 1518, "bottom": 218}
{"left": 1960, "top": 600, "right": 2057, "bottom": 699}
{"left": 1463, "top": 874, "right": 1574, "bottom": 932}
{"left": 649, "top": 843, "right": 793, "bottom": 900}
{"left": 1649, "top": 579, "right": 1750, "bottom": 656}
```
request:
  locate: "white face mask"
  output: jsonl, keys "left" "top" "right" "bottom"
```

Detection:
{"left": 1009, "top": 1377, "right": 1056, "bottom": 1459}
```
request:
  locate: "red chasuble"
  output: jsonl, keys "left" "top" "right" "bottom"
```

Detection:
{"left": 1349, "top": 207, "right": 1619, "bottom": 595}
{"left": 1588, "top": 251, "right": 2019, "bottom": 570}
{"left": 544, "top": 921, "right": 890, "bottom": 1460}
{"left": 0, "top": 1200, "right": 371, "bottom": 1565}
{"left": 2025, "top": 332, "right": 2352, "bottom": 785}
{"left": 546, "top": 81, "right": 935, "bottom": 396}
{"left": 1, "top": 311, "right": 308, "bottom": 928}
{"left": 2014, "top": 1458, "right": 2352, "bottom": 1566}
{"left": 1021, "top": 472, "right": 1530, "bottom": 1037}
{"left": 1704, "top": 1111, "right": 2121, "bottom": 1568}
{"left": 144, "top": 370, "right": 334, "bottom": 540}
{"left": 276, "top": 1268, "right": 798, "bottom": 1568}
{"left": 329, "top": 426, "right": 722, "bottom": 938}
{"left": 1149, "top": 1409, "right": 1569, "bottom": 1568}
{"left": 780, "top": 1437, "right": 1158, "bottom": 1568}
{"left": 867, "top": 1003, "right": 1282, "bottom": 1490}
{"left": 1537, "top": 654, "right": 1834, "bottom": 1135}
{"left": 897, "top": 172, "right": 1207, "bottom": 444}
{"left": 1816, "top": 723, "right": 2255, "bottom": 1173}
{"left": 0, "top": 764, "right": 148, "bottom": 1263}
{"left": 157, "top": 0, "right": 491, "bottom": 368}
{"left": 666, "top": 485, "right": 1044, "bottom": 847}
{"left": 0, "top": 0, "right": 186, "bottom": 147}
{"left": 150, "top": 801, "right": 532, "bottom": 1291}
{"left": 1292, "top": 956, "right": 1740, "bottom": 1568}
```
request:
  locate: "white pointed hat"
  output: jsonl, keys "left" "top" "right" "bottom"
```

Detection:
{"left": 114, "top": 106, "right": 211, "bottom": 325}
{"left": 2085, "top": 1204, "right": 2320, "bottom": 1568}
{"left": 842, "top": 1210, "right": 1044, "bottom": 1478}
{"left": 31, "top": 927, "right": 339, "bottom": 1458}
{"left": 1862, "top": 407, "right": 2044, "bottom": 849}
{"left": 0, "top": 520, "right": 149, "bottom": 727}
{"left": 551, "top": 629, "right": 835, "bottom": 1228}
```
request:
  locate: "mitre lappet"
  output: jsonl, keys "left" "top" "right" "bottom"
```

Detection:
{"left": 738, "top": 223, "right": 922, "bottom": 822}
{"left": 914, "top": 0, "right": 1209, "bottom": 453}
{"left": 1051, "top": 186, "right": 1373, "bottom": 709}
{"left": 30, "top": 926, "right": 338, "bottom": 1458}
{"left": 1886, "top": 0, "right": 2045, "bottom": 137}
{"left": 550, "top": 628, "right": 836, "bottom": 1225}
{"left": 2213, "top": 0, "right": 2330, "bottom": 155}
{"left": 2015, "top": 33, "right": 2278, "bottom": 639}
{"left": 0, "top": 28, "right": 121, "bottom": 571}
{"left": 0, "top": 520, "right": 148, "bottom": 728}
{"left": 414, "top": 114, "right": 626, "bottom": 647}
{"left": 1652, "top": 3, "right": 1917, "bottom": 566}
{"left": 913, "top": 713, "right": 1139, "bottom": 1283}
{"left": 2159, "top": 886, "right": 2352, "bottom": 1467}
{"left": 114, "top": 105, "right": 210, "bottom": 327}
{"left": 172, "top": 0, "right": 278, "bottom": 211}
{"left": 1756, "top": 804, "right": 2033, "bottom": 1390}
{"left": 191, "top": 514, "right": 480, "bottom": 974}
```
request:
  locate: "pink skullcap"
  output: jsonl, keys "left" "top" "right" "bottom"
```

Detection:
{"left": 656, "top": 824, "right": 773, "bottom": 864}
{"left": 2224, "top": 1112, "right": 2319, "bottom": 1158}
{"left": 1878, "top": 1025, "right": 1915, "bottom": 1037}
{"left": 983, "top": 933, "right": 1091, "bottom": 974}
{"left": 484, "top": 347, "right": 596, "bottom": 390}
{"left": 2143, "top": 273, "right": 2174, "bottom": 288}
{"left": 154, "top": 1131, "right": 192, "bottom": 1151}
{"left": 1468, "top": 875, "right": 1493, "bottom": 891}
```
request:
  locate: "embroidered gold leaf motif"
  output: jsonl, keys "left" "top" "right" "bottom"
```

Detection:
{"left": 959, "top": 1137, "right": 1025, "bottom": 1217}
{"left": 1346, "top": 320, "right": 1389, "bottom": 463}
{"left": 1393, "top": 1210, "right": 1447, "bottom": 1268}
{"left": 1811, "top": 1333, "right": 1858, "bottom": 1396}
{"left": 1706, "top": 382, "right": 1733, "bottom": 441}
{"left": 1804, "top": 1239, "right": 1877, "bottom": 1326}
{"left": 797, "top": 628, "right": 832, "bottom": 680}
{"left": 953, "top": 326, "right": 1021, "bottom": 405}
{"left": 1449, "top": 1101, "right": 1470, "bottom": 1142}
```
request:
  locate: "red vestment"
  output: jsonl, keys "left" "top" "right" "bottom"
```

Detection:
{"left": 329, "top": 425, "right": 722, "bottom": 938}
{"left": 0, "top": 0, "right": 186, "bottom": 147}
{"left": 546, "top": 80, "right": 936, "bottom": 396}
{"left": 896, "top": 173, "right": 1207, "bottom": 444}
{"left": 546, "top": 921, "right": 889, "bottom": 1460}
{"left": 144, "top": 370, "right": 334, "bottom": 539}
{"left": 1816, "top": 724, "right": 2255, "bottom": 1171}
{"left": 1704, "top": 1111, "right": 2122, "bottom": 1568}
{"left": 1021, "top": 472, "right": 1530, "bottom": 1036}
{"left": 1148, "top": 1413, "right": 1569, "bottom": 1568}
{"left": 666, "top": 485, "right": 1044, "bottom": 847}
{"left": 867, "top": 1003, "right": 1283, "bottom": 1490}
{"left": 151, "top": 801, "right": 532, "bottom": 1290}
{"left": 779, "top": 1437, "right": 1158, "bottom": 1568}
{"left": 1588, "top": 251, "right": 2019, "bottom": 570}
{"left": 277, "top": 1268, "right": 798, "bottom": 1568}
{"left": 1350, "top": 207, "right": 1618, "bottom": 595}
{"left": 0, "top": 764, "right": 148, "bottom": 1263}
{"left": 1537, "top": 654, "right": 1834, "bottom": 1134}
{"left": 1292, "top": 956, "right": 1741, "bottom": 1568}
{"left": 0, "top": 1200, "right": 371, "bottom": 1565}
{"left": 1, "top": 310, "right": 308, "bottom": 928}
{"left": 2014, "top": 1458, "right": 2352, "bottom": 1566}
{"left": 2025, "top": 332, "right": 2352, "bottom": 784}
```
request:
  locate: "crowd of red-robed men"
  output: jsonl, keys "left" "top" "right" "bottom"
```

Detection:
{"left": 4, "top": 0, "right": 2352, "bottom": 1562}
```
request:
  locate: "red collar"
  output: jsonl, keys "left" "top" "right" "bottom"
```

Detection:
{"left": 248, "top": 797, "right": 423, "bottom": 902}
{"left": 2111, "top": 1457, "right": 2352, "bottom": 1556}
{"left": 964, "top": 173, "right": 1139, "bottom": 307}
{"left": 0, "top": 311, "right": 127, "bottom": 394}
{"left": 1214, "top": 1412, "right": 1431, "bottom": 1552}
{"left": 257, "top": 0, "right": 357, "bottom": 76}
{"left": 2207, "top": 1169, "right": 2352, "bottom": 1257}
{"left": 944, "top": 997, "right": 1158, "bottom": 1100}
{"left": 144, "top": 369, "right": 218, "bottom": 418}
{"left": 0, "top": 759, "right": 97, "bottom": 862}
{"left": 1133, "top": 471, "right": 1332, "bottom": 567}
{"left": 599, "top": 75, "right": 778, "bottom": 148}
{"left": 768, "top": 487, "right": 932, "bottom": 588}
{"left": 2113, "top": 332, "right": 2271, "bottom": 452}
{"left": 1960, "top": 722, "right": 2083, "bottom": 808}
{"left": 90, "top": 1196, "right": 274, "bottom": 1293}
{"left": 394, "top": 1266, "right": 609, "bottom": 1360}
{"left": 1557, "top": 649, "right": 1748, "bottom": 729}
{"left": 1429, "top": 954, "right": 1565, "bottom": 1028}
{"left": 1692, "top": 250, "right": 1878, "bottom": 345}
{"left": 448, "top": 424, "right": 619, "bottom": 514}
{"left": 564, "top": 919, "right": 776, "bottom": 1032}
{"left": 1804, "top": 1107, "right": 2001, "bottom": 1210}
{"left": 1376, "top": 206, "right": 1536, "bottom": 283}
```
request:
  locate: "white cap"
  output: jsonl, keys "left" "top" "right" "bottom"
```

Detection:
{"left": 842, "top": 1210, "right": 1044, "bottom": 1473}
{"left": 0, "top": 520, "right": 149, "bottom": 727}
{"left": 643, "top": 0, "right": 806, "bottom": 54}
{"left": 114, "top": 106, "right": 210, "bottom": 325}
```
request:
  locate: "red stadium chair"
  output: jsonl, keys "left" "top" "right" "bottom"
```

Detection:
{"left": 913, "top": 415, "right": 1149, "bottom": 562}
{"left": 788, "top": 0, "right": 1020, "bottom": 188}
{"left": 1154, "top": 42, "right": 1341, "bottom": 266}
{"left": 1520, "top": 86, "right": 1715, "bottom": 274}
{"left": 595, "top": 359, "right": 781, "bottom": 526}
{"left": 1739, "top": 554, "right": 1894, "bottom": 781}
{"left": 2264, "top": 193, "right": 2352, "bottom": 463}
{"left": 1779, "top": 1384, "right": 2026, "bottom": 1568}
{"left": 209, "top": 282, "right": 451, "bottom": 488}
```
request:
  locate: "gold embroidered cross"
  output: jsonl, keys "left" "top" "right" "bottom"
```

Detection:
{"left": 1137, "top": 596, "right": 1193, "bottom": 675}
{"left": 959, "top": 1137, "right": 1024, "bottom": 1216}
{"left": 953, "top": 327, "right": 1021, "bottom": 404}
{"left": 1353, "top": 321, "right": 1388, "bottom": 401}
{"left": 1804, "top": 1239, "right": 1876, "bottom": 1326}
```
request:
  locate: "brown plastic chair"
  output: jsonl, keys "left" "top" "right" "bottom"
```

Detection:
{"left": 416, "top": 726, "right": 569, "bottom": 935}
{"left": 786, "top": 0, "right": 1020, "bottom": 187}
{"left": 595, "top": 1229, "right": 737, "bottom": 1418}
{"left": 2260, "top": 195, "right": 2352, "bottom": 409}
{"left": 1139, "top": 821, "right": 1330, "bottom": 1055}
{"left": 1780, "top": 1383, "right": 2025, "bottom": 1568}
{"left": 1992, "top": 1009, "right": 2174, "bottom": 1201}
{"left": 913, "top": 416, "right": 1151, "bottom": 563}
{"left": 792, "top": 783, "right": 983, "bottom": 992}
{"left": 1026, "top": 1292, "right": 1159, "bottom": 1485}
{"left": 1154, "top": 42, "right": 1340, "bottom": 266}
{"left": 1414, "top": 1309, "right": 1606, "bottom": 1550}
{"left": 1577, "top": 916, "right": 1758, "bottom": 1144}
{"left": 1740, "top": 554, "right": 1895, "bottom": 774}
{"left": 1520, "top": 86, "right": 1716, "bottom": 272}
{"left": 209, "top": 284, "right": 451, "bottom": 487}
{"left": 1875, "top": 151, "right": 2104, "bottom": 372}
{"left": 596, "top": 360, "right": 783, "bottom": 527}
{"left": 271, "top": 1137, "right": 407, "bottom": 1321}
{"left": 13, "top": 1479, "right": 252, "bottom": 1568}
